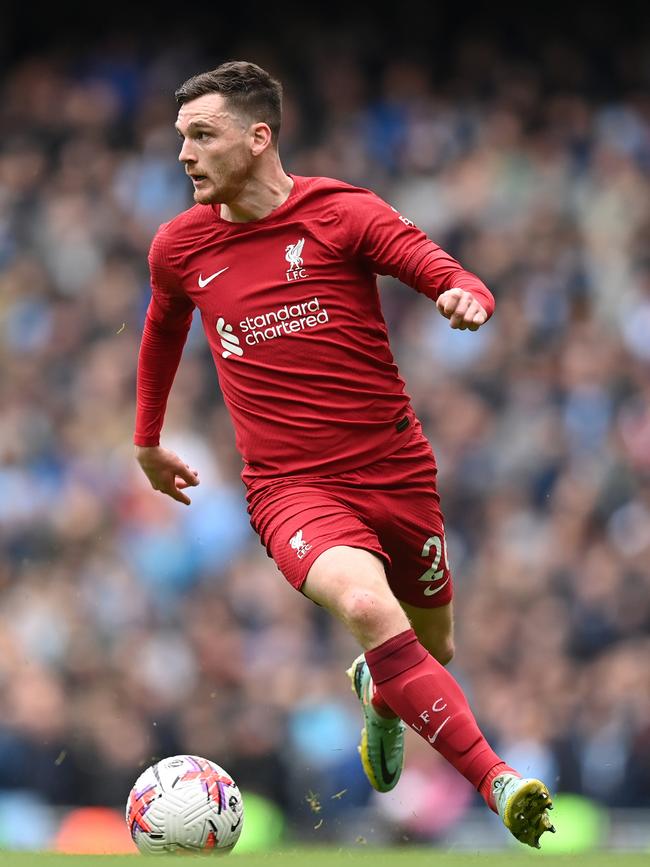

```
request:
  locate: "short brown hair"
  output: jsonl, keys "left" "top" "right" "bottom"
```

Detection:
{"left": 175, "top": 61, "right": 282, "bottom": 144}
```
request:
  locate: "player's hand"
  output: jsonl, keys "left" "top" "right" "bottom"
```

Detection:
{"left": 436, "top": 288, "right": 488, "bottom": 331}
{"left": 135, "top": 445, "right": 200, "bottom": 505}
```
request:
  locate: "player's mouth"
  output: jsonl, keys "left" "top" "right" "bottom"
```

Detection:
{"left": 190, "top": 174, "right": 208, "bottom": 185}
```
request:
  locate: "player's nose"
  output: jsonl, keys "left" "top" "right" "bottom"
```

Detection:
{"left": 178, "top": 138, "right": 196, "bottom": 163}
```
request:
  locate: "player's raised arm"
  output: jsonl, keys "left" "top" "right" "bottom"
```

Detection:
{"left": 134, "top": 229, "right": 199, "bottom": 504}
{"left": 340, "top": 188, "right": 495, "bottom": 331}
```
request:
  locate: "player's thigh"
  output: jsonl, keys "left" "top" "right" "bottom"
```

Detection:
{"left": 380, "top": 486, "right": 453, "bottom": 610}
{"left": 400, "top": 599, "right": 455, "bottom": 666}
{"left": 367, "top": 439, "right": 454, "bottom": 610}
{"left": 250, "top": 481, "right": 407, "bottom": 645}
{"left": 303, "top": 545, "right": 410, "bottom": 648}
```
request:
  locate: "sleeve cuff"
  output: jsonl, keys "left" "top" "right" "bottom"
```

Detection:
{"left": 134, "top": 436, "right": 160, "bottom": 447}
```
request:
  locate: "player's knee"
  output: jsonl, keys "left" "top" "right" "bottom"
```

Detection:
{"left": 338, "top": 587, "right": 396, "bottom": 635}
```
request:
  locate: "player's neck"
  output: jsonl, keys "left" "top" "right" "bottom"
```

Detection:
{"left": 220, "top": 162, "right": 294, "bottom": 223}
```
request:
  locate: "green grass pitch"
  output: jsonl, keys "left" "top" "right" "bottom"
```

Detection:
{"left": 1, "top": 851, "right": 647, "bottom": 867}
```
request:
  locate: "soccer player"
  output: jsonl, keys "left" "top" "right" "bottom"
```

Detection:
{"left": 134, "top": 61, "right": 555, "bottom": 848}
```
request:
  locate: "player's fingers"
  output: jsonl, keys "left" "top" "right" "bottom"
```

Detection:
{"left": 474, "top": 307, "right": 487, "bottom": 324}
{"left": 166, "top": 482, "right": 192, "bottom": 505}
{"left": 150, "top": 471, "right": 192, "bottom": 505}
{"left": 177, "top": 464, "right": 200, "bottom": 486}
{"left": 465, "top": 301, "right": 487, "bottom": 331}
{"left": 454, "top": 299, "right": 488, "bottom": 330}
{"left": 449, "top": 294, "right": 473, "bottom": 328}
{"left": 176, "top": 474, "right": 199, "bottom": 491}
{"left": 436, "top": 287, "right": 462, "bottom": 318}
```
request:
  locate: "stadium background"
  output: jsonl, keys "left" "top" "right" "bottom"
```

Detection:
{"left": 1, "top": 0, "right": 649, "bottom": 853}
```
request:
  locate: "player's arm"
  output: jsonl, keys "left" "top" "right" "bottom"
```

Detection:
{"left": 343, "top": 190, "right": 494, "bottom": 331}
{"left": 134, "top": 233, "right": 200, "bottom": 505}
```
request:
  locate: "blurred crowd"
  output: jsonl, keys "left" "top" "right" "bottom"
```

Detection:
{"left": 1, "top": 13, "right": 650, "bottom": 845}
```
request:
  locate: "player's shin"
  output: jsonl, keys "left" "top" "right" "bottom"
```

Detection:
{"left": 364, "top": 629, "right": 556, "bottom": 848}
{"left": 364, "top": 627, "right": 511, "bottom": 805}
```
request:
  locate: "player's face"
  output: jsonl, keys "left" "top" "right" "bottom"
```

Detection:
{"left": 175, "top": 94, "right": 254, "bottom": 205}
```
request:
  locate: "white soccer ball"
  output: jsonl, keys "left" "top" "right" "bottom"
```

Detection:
{"left": 126, "top": 755, "right": 244, "bottom": 854}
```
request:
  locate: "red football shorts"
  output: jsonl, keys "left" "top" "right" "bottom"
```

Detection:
{"left": 245, "top": 429, "right": 452, "bottom": 608}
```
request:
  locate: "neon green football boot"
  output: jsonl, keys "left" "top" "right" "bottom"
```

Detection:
{"left": 492, "top": 773, "right": 556, "bottom": 848}
{"left": 346, "top": 653, "right": 405, "bottom": 792}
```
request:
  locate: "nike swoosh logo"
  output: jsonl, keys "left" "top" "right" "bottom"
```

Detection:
{"left": 230, "top": 816, "right": 242, "bottom": 833}
{"left": 379, "top": 739, "right": 397, "bottom": 786}
{"left": 198, "top": 267, "right": 229, "bottom": 287}
{"left": 423, "top": 577, "right": 450, "bottom": 597}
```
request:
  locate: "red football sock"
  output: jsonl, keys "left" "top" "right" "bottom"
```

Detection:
{"left": 477, "top": 761, "right": 520, "bottom": 811}
{"left": 365, "top": 628, "right": 515, "bottom": 811}
{"left": 370, "top": 681, "right": 398, "bottom": 719}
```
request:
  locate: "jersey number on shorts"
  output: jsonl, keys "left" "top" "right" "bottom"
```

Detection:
{"left": 418, "top": 534, "right": 449, "bottom": 596}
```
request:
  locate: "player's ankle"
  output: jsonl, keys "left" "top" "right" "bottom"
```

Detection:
{"left": 478, "top": 763, "right": 520, "bottom": 812}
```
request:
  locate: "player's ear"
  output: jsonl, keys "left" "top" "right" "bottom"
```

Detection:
{"left": 250, "top": 122, "right": 273, "bottom": 155}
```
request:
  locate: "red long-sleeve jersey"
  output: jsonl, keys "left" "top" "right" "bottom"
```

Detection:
{"left": 135, "top": 175, "right": 494, "bottom": 481}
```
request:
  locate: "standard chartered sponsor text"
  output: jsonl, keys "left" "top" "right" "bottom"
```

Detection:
{"left": 239, "top": 297, "right": 329, "bottom": 345}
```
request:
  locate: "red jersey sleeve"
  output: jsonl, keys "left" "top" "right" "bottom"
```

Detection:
{"left": 337, "top": 188, "right": 494, "bottom": 318}
{"left": 134, "top": 227, "right": 195, "bottom": 446}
